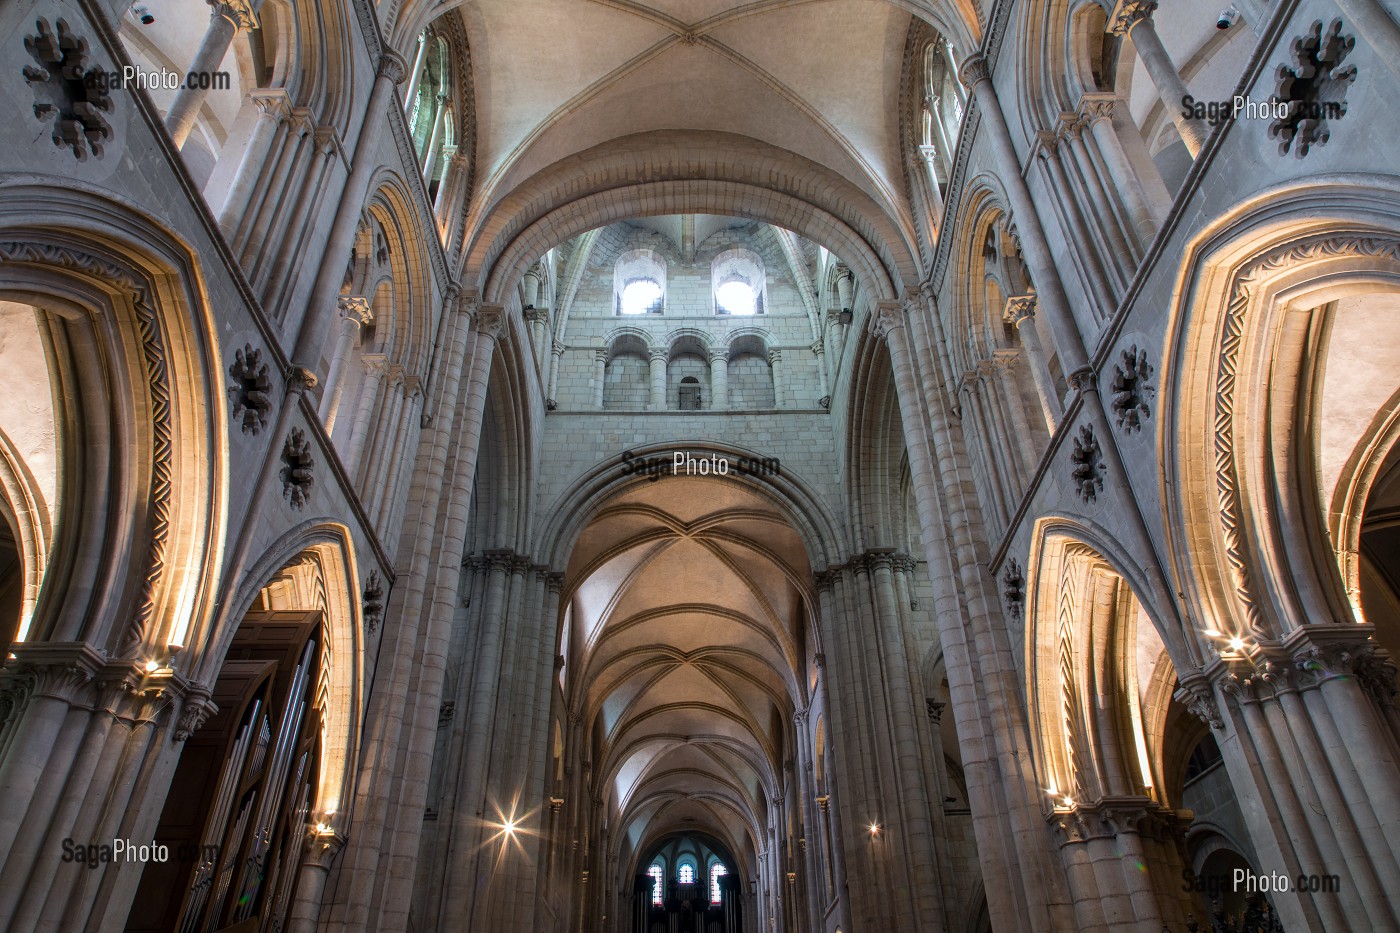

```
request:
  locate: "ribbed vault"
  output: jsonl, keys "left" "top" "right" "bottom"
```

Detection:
{"left": 562, "top": 476, "right": 814, "bottom": 889}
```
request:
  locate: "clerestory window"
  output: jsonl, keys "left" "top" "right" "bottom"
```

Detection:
{"left": 615, "top": 249, "right": 667, "bottom": 315}
{"left": 648, "top": 863, "right": 664, "bottom": 906}
{"left": 710, "top": 862, "right": 728, "bottom": 904}
{"left": 712, "top": 249, "right": 765, "bottom": 315}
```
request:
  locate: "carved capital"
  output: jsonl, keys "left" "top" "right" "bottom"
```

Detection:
{"left": 1288, "top": 625, "right": 1396, "bottom": 706}
{"left": 1174, "top": 674, "right": 1224, "bottom": 731}
{"left": 869, "top": 301, "right": 905, "bottom": 342}
{"left": 209, "top": 0, "right": 258, "bottom": 30}
{"left": 475, "top": 305, "right": 505, "bottom": 340}
{"left": 173, "top": 686, "right": 217, "bottom": 742}
{"left": 1109, "top": 0, "right": 1158, "bottom": 35}
{"left": 1003, "top": 294, "right": 1037, "bottom": 326}
{"left": 958, "top": 53, "right": 991, "bottom": 89}
{"left": 337, "top": 295, "right": 373, "bottom": 327}
{"left": 304, "top": 830, "right": 348, "bottom": 870}
{"left": 377, "top": 49, "right": 409, "bottom": 85}
{"left": 248, "top": 88, "right": 292, "bottom": 120}
{"left": 285, "top": 365, "right": 319, "bottom": 393}
{"left": 1078, "top": 92, "right": 1118, "bottom": 126}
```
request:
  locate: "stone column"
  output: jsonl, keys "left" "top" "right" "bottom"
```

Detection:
{"left": 709, "top": 347, "right": 729, "bottom": 410}
{"left": 343, "top": 354, "right": 386, "bottom": 481}
{"left": 648, "top": 348, "right": 668, "bottom": 411}
{"left": 961, "top": 55, "right": 1090, "bottom": 382}
{"left": 286, "top": 831, "right": 347, "bottom": 933}
{"left": 872, "top": 300, "right": 1076, "bottom": 932}
{"left": 826, "top": 308, "right": 847, "bottom": 370}
{"left": 421, "top": 95, "right": 449, "bottom": 181}
{"left": 431, "top": 144, "right": 456, "bottom": 206}
{"left": 1080, "top": 95, "right": 1160, "bottom": 247}
{"left": 1032, "top": 130, "right": 1121, "bottom": 314}
{"left": 928, "top": 95, "right": 958, "bottom": 165}
{"left": 593, "top": 349, "right": 608, "bottom": 410}
{"left": 524, "top": 308, "right": 549, "bottom": 375}
{"left": 1109, "top": 1, "right": 1208, "bottom": 156}
{"left": 216, "top": 88, "right": 289, "bottom": 231}
{"left": 546, "top": 339, "right": 564, "bottom": 409}
{"left": 291, "top": 50, "right": 407, "bottom": 373}
{"left": 939, "top": 37, "right": 968, "bottom": 110}
{"left": 768, "top": 349, "right": 784, "bottom": 409}
{"left": 835, "top": 266, "right": 854, "bottom": 314}
{"left": 811, "top": 338, "right": 830, "bottom": 409}
{"left": 521, "top": 266, "right": 541, "bottom": 312}
{"left": 166, "top": 0, "right": 257, "bottom": 148}
{"left": 1003, "top": 295, "right": 1062, "bottom": 428}
{"left": 1183, "top": 626, "right": 1400, "bottom": 932}
{"left": 322, "top": 303, "right": 502, "bottom": 932}
{"left": 402, "top": 33, "right": 429, "bottom": 108}
{"left": 318, "top": 296, "right": 373, "bottom": 433}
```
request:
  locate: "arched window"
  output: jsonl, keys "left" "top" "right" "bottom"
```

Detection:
{"left": 709, "top": 861, "right": 728, "bottom": 904}
{"left": 677, "top": 858, "right": 696, "bottom": 885}
{"left": 648, "top": 863, "right": 664, "bottom": 906}
{"left": 920, "top": 37, "right": 965, "bottom": 185}
{"left": 712, "top": 249, "right": 765, "bottom": 315}
{"left": 614, "top": 249, "right": 666, "bottom": 315}
{"left": 678, "top": 376, "right": 702, "bottom": 410}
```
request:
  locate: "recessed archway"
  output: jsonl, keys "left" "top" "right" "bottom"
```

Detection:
{"left": 557, "top": 464, "right": 823, "bottom": 931}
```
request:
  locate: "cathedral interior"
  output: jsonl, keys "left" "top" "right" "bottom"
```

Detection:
{"left": 1, "top": 0, "right": 1399, "bottom": 930}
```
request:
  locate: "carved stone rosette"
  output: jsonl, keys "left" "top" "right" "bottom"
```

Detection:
{"left": 23, "top": 19, "right": 113, "bottom": 160}
{"left": 228, "top": 343, "right": 273, "bottom": 434}
{"left": 1001, "top": 558, "right": 1026, "bottom": 620}
{"left": 1270, "top": 19, "right": 1357, "bottom": 157}
{"left": 280, "top": 427, "right": 315, "bottom": 509}
{"left": 1069, "top": 425, "right": 1106, "bottom": 502}
{"left": 362, "top": 570, "right": 385, "bottom": 634}
{"left": 1110, "top": 345, "right": 1155, "bottom": 432}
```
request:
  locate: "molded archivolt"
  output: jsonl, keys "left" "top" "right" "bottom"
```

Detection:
{"left": 1163, "top": 177, "right": 1400, "bottom": 645}
{"left": 467, "top": 131, "right": 915, "bottom": 308}
{"left": 215, "top": 527, "right": 368, "bottom": 828}
{"left": 1023, "top": 531, "right": 1170, "bottom": 805}
{"left": 0, "top": 191, "right": 226, "bottom": 661}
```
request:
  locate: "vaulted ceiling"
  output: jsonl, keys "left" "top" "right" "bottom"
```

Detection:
{"left": 562, "top": 477, "right": 815, "bottom": 875}
{"left": 408, "top": 0, "right": 982, "bottom": 269}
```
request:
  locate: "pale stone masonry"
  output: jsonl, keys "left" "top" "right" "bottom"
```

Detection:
{"left": 0, "top": 0, "right": 1397, "bottom": 932}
